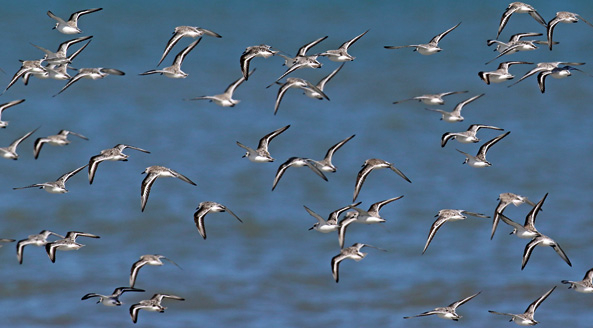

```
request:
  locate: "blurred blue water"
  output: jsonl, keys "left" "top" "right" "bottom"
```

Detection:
{"left": 1, "top": 1, "right": 593, "bottom": 327}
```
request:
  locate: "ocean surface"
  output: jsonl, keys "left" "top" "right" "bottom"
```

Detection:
{"left": 1, "top": 1, "right": 593, "bottom": 327}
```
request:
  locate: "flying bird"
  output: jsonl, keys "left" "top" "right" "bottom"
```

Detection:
{"left": 140, "top": 165, "right": 196, "bottom": 212}
{"left": 13, "top": 164, "right": 87, "bottom": 194}
{"left": 425, "top": 93, "right": 484, "bottom": 122}
{"left": 30, "top": 35, "right": 92, "bottom": 65}
{"left": 479, "top": 61, "right": 533, "bottom": 84}
{"left": 522, "top": 232, "right": 571, "bottom": 270}
{"left": 536, "top": 65, "right": 590, "bottom": 93}
{"left": 303, "top": 63, "right": 344, "bottom": 100}
{"left": 441, "top": 124, "right": 504, "bottom": 147}
{"left": 508, "top": 61, "right": 585, "bottom": 87}
{"left": 33, "top": 129, "right": 88, "bottom": 159}
{"left": 47, "top": 8, "right": 103, "bottom": 34}
{"left": 272, "top": 36, "right": 327, "bottom": 84}
{"left": 489, "top": 286, "right": 556, "bottom": 326}
{"left": 16, "top": 230, "right": 64, "bottom": 264}
{"left": 353, "top": 158, "right": 411, "bottom": 202}
{"left": 54, "top": 67, "right": 125, "bottom": 96}
{"left": 305, "top": 202, "right": 359, "bottom": 233}
{"left": 456, "top": 131, "right": 511, "bottom": 168}
{"left": 490, "top": 192, "right": 536, "bottom": 239}
{"left": 129, "top": 254, "right": 181, "bottom": 287}
{"left": 189, "top": 69, "right": 253, "bottom": 107}
{"left": 384, "top": 22, "right": 461, "bottom": 55}
{"left": 82, "top": 287, "right": 145, "bottom": 307}
{"left": 88, "top": 144, "right": 150, "bottom": 184}
{"left": 547, "top": 11, "right": 593, "bottom": 50}
{"left": 0, "top": 99, "right": 26, "bottom": 128}
{"left": 393, "top": 91, "right": 468, "bottom": 105}
{"left": 236, "top": 125, "right": 290, "bottom": 163}
{"left": 422, "top": 209, "right": 489, "bottom": 254}
{"left": 2, "top": 59, "right": 46, "bottom": 95}
{"left": 129, "top": 294, "right": 185, "bottom": 324}
{"left": 272, "top": 77, "right": 328, "bottom": 115}
{"left": 562, "top": 268, "right": 593, "bottom": 293}
{"left": 45, "top": 231, "right": 100, "bottom": 263}
{"left": 338, "top": 196, "right": 403, "bottom": 248}
{"left": 404, "top": 291, "right": 481, "bottom": 321}
{"left": 312, "top": 134, "right": 355, "bottom": 172}
{"left": 271, "top": 157, "right": 328, "bottom": 191}
{"left": 158, "top": 25, "right": 221, "bottom": 66}
{"left": 331, "top": 243, "right": 385, "bottom": 283}
{"left": 141, "top": 39, "right": 200, "bottom": 79}
{"left": 318, "top": 30, "right": 369, "bottom": 62}
{"left": 0, "top": 127, "right": 38, "bottom": 160}
{"left": 240, "top": 44, "right": 278, "bottom": 80}
{"left": 496, "top": 2, "right": 546, "bottom": 38}
{"left": 193, "top": 201, "right": 243, "bottom": 239}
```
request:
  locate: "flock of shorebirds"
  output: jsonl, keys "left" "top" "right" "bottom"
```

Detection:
{"left": 1, "top": 2, "right": 592, "bottom": 325}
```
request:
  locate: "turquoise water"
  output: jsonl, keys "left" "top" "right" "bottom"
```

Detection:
{"left": 1, "top": 1, "right": 593, "bottom": 327}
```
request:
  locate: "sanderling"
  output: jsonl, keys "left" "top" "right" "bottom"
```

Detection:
{"left": 547, "top": 11, "right": 593, "bottom": 50}
{"left": 304, "top": 63, "right": 344, "bottom": 99}
{"left": 496, "top": 2, "right": 546, "bottom": 38}
{"left": 319, "top": 30, "right": 369, "bottom": 62}
{"left": 305, "top": 202, "right": 360, "bottom": 233}
{"left": 236, "top": 125, "right": 290, "bottom": 163}
{"left": 499, "top": 192, "right": 546, "bottom": 239}
{"left": 404, "top": 291, "right": 481, "bottom": 321}
{"left": 13, "top": 164, "right": 87, "bottom": 194}
{"left": 536, "top": 65, "right": 590, "bottom": 93}
{"left": 562, "top": 268, "right": 593, "bottom": 293}
{"left": 16, "top": 230, "right": 64, "bottom": 264}
{"left": 271, "top": 157, "right": 328, "bottom": 191}
{"left": 54, "top": 67, "right": 125, "bottom": 96}
{"left": 425, "top": 93, "right": 484, "bottom": 122}
{"left": 456, "top": 131, "right": 510, "bottom": 168}
{"left": 479, "top": 61, "right": 532, "bottom": 84}
{"left": 441, "top": 124, "right": 504, "bottom": 147}
{"left": 158, "top": 25, "right": 221, "bottom": 66}
{"left": 353, "top": 158, "right": 411, "bottom": 202}
{"left": 0, "top": 99, "right": 25, "bottom": 128}
{"left": 189, "top": 69, "right": 253, "bottom": 107}
{"left": 485, "top": 38, "right": 541, "bottom": 65}
{"left": 2, "top": 59, "right": 46, "bottom": 95}
{"left": 129, "top": 254, "right": 181, "bottom": 288}
{"left": 88, "top": 144, "right": 150, "bottom": 184}
{"left": 194, "top": 201, "right": 242, "bottom": 239}
{"left": 338, "top": 196, "right": 403, "bottom": 248}
{"left": 272, "top": 36, "right": 327, "bottom": 84}
{"left": 240, "top": 45, "right": 278, "bottom": 80}
{"left": 0, "top": 127, "right": 38, "bottom": 160}
{"left": 490, "top": 192, "right": 536, "bottom": 239}
{"left": 141, "top": 39, "right": 200, "bottom": 79}
{"left": 129, "top": 294, "right": 185, "bottom": 324}
{"left": 313, "top": 134, "right": 355, "bottom": 172}
{"left": 423, "top": 209, "right": 489, "bottom": 254}
{"left": 31, "top": 35, "right": 92, "bottom": 65}
{"left": 509, "top": 61, "right": 585, "bottom": 87}
{"left": 489, "top": 286, "right": 556, "bottom": 326}
{"left": 140, "top": 165, "right": 196, "bottom": 212}
{"left": 82, "top": 287, "right": 145, "bottom": 307}
{"left": 331, "top": 243, "right": 385, "bottom": 283}
{"left": 384, "top": 22, "right": 461, "bottom": 55}
{"left": 273, "top": 77, "right": 328, "bottom": 115}
{"left": 393, "top": 90, "right": 468, "bottom": 105}
{"left": 33, "top": 129, "right": 88, "bottom": 159}
{"left": 522, "top": 232, "right": 571, "bottom": 270}
{"left": 45, "top": 231, "right": 100, "bottom": 263}
{"left": 47, "top": 8, "right": 103, "bottom": 34}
